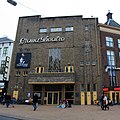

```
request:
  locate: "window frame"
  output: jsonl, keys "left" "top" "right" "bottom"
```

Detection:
{"left": 118, "top": 39, "right": 120, "bottom": 48}
{"left": 50, "top": 27, "right": 62, "bottom": 32}
{"left": 3, "top": 47, "right": 8, "bottom": 56}
{"left": 106, "top": 36, "right": 114, "bottom": 47}
{"left": 39, "top": 28, "right": 47, "bottom": 33}
{"left": 65, "top": 26, "right": 74, "bottom": 32}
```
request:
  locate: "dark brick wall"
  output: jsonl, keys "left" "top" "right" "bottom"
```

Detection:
{"left": 8, "top": 15, "right": 101, "bottom": 104}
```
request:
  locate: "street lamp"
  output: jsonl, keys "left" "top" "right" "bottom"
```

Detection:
{"left": 7, "top": 0, "right": 17, "bottom": 6}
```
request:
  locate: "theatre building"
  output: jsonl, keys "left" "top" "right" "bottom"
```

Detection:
{"left": 8, "top": 15, "right": 102, "bottom": 105}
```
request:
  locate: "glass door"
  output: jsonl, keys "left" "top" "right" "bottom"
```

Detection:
{"left": 47, "top": 92, "right": 59, "bottom": 105}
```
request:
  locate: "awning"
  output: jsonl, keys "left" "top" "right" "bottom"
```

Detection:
{"left": 103, "top": 88, "right": 109, "bottom": 92}
{"left": 114, "top": 87, "right": 120, "bottom": 91}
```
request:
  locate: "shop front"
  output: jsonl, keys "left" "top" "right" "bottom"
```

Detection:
{"left": 103, "top": 87, "right": 120, "bottom": 104}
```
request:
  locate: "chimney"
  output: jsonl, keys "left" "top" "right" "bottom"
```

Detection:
{"left": 106, "top": 11, "right": 113, "bottom": 21}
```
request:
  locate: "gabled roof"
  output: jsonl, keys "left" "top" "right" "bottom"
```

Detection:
{"left": 105, "top": 19, "right": 120, "bottom": 28}
{"left": 0, "top": 37, "right": 13, "bottom": 43}
{"left": 105, "top": 11, "right": 120, "bottom": 28}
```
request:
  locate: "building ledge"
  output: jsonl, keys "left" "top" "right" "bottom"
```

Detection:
{"left": 28, "top": 72, "right": 75, "bottom": 84}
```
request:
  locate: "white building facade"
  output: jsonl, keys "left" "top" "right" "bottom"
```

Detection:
{"left": 0, "top": 37, "right": 13, "bottom": 95}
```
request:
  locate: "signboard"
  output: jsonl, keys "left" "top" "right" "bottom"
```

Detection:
{"left": 103, "top": 88, "right": 109, "bottom": 92}
{"left": 15, "top": 53, "right": 31, "bottom": 68}
{"left": 19, "top": 36, "right": 65, "bottom": 45}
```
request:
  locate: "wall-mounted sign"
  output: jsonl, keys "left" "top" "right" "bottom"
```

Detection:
{"left": 15, "top": 53, "right": 31, "bottom": 68}
{"left": 19, "top": 36, "right": 65, "bottom": 45}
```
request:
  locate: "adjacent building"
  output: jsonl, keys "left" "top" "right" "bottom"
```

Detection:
{"left": 0, "top": 37, "right": 13, "bottom": 96}
{"left": 99, "top": 12, "right": 120, "bottom": 104}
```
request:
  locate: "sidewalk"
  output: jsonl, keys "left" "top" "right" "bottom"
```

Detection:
{"left": 0, "top": 104, "right": 120, "bottom": 120}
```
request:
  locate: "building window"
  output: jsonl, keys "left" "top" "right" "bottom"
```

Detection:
{"left": 65, "top": 66, "right": 68, "bottom": 72}
{"left": 80, "top": 61, "right": 84, "bottom": 65}
{"left": 3, "top": 47, "right": 8, "bottom": 56}
{"left": 118, "top": 39, "right": 120, "bottom": 48}
{"left": 85, "top": 25, "right": 89, "bottom": 31}
{"left": 107, "top": 50, "right": 115, "bottom": 66}
{"left": 81, "top": 84, "right": 85, "bottom": 91}
{"left": 0, "top": 48, "right": 2, "bottom": 56}
{"left": 65, "top": 66, "right": 74, "bottom": 72}
{"left": 26, "top": 29, "right": 29, "bottom": 33}
{"left": 1, "top": 60, "right": 5, "bottom": 68}
{"left": 23, "top": 71, "right": 28, "bottom": 76}
{"left": 87, "top": 84, "right": 90, "bottom": 91}
{"left": 9, "top": 42, "right": 11, "bottom": 46}
{"left": 39, "top": 28, "right": 47, "bottom": 33}
{"left": 93, "top": 84, "right": 96, "bottom": 91}
{"left": 92, "top": 61, "right": 96, "bottom": 65}
{"left": 16, "top": 71, "right": 21, "bottom": 76}
{"left": 48, "top": 48, "right": 61, "bottom": 72}
{"left": 65, "top": 26, "right": 74, "bottom": 32}
{"left": 35, "top": 67, "right": 44, "bottom": 73}
{"left": 107, "top": 50, "right": 116, "bottom": 86}
{"left": 86, "top": 61, "right": 90, "bottom": 65}
{"left": 65, "top": 84, "right": 74, "bottom": 91}
{"left": 109, "top": 67, "right": 116, "bottom": 87}
{"left": 50, "top": 27, "right": 62, "bottom": 32}
{"left": 0, "top": 60, "right": 5, "bottom": 74}
{"left": 106, "top": 37, "right": 114, "bottom": 47}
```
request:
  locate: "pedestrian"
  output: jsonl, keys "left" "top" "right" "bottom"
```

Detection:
{"left": 5, "top": 94, "right": 11, "bottom": 108}
{"left": 11, "top": 97, "right": 16, "bottom": 108}
{"left": 33, "top": 93, "right": 39, "bottom": 111}
{"left": 100, "top": 94, "right": 104, "bottom": 110}
{"left": 103, "top": 93, "right": 109, "bottom": 111}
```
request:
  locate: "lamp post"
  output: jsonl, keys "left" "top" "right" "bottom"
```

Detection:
{"left": 7, "top": 0, "right": 17, "bottom": 6}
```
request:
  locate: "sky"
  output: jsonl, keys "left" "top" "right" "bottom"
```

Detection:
{"left": 0, "top": 0, "right": 120, "bottom": 40}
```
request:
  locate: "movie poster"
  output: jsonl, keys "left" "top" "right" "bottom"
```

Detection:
{"left": 15, "top": 53, "right": 31, "bottom": 68}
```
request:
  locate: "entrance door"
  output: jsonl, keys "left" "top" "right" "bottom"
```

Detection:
{"left": 47, "top": 92, "right": 59, "bottom": 105}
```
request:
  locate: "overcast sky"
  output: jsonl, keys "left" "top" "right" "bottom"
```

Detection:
{"left": 0, "top": 0, "right": 120, "bottom": 40}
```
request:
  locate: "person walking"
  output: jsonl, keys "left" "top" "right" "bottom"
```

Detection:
{"left": 100, "top": 94, "right": 104, "bottom": 110}
{"left": 103, "top": 93, "right": 109, "bottom": 111}
{"left": 11, "top": 97, "right": 16, "bottom": 108}
{"left": 33, "top": 93, "right": 39, "bottom": 111}
{"left": 5, "top": 94, "right": 11, "bottom": 108}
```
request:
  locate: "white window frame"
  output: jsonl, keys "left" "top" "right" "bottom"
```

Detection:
{"left": 39, "top": 28, "right": 47, "bottom": 33}
{"left": 3, "top": 47, "right": 8, "bottom": 56}
{"left": 118, "top": 39, "right": 120, "bottom": 48}
{"left": 50, "top": 27, "right": 62, "bottom": 32}
{"left": 65, "top": 26, "right": 74, "bottom": 32}
{"left": 106, "top": 37, "right": 114, "bottom": 47}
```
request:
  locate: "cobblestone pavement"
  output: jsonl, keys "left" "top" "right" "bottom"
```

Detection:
{"left": 0, "top": 104, "right": 120, "bottom": 120}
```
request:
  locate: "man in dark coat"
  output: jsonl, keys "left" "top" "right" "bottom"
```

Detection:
{"left": 5, "top": 94, "right": 11, "bottom": 108}
{"left": 33, "top": 94, "right": 39, "bottom": 111}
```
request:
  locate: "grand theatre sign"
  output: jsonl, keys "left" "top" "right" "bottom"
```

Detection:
{"left": 19, "top": 36, "right": 65, "bottom": 45}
